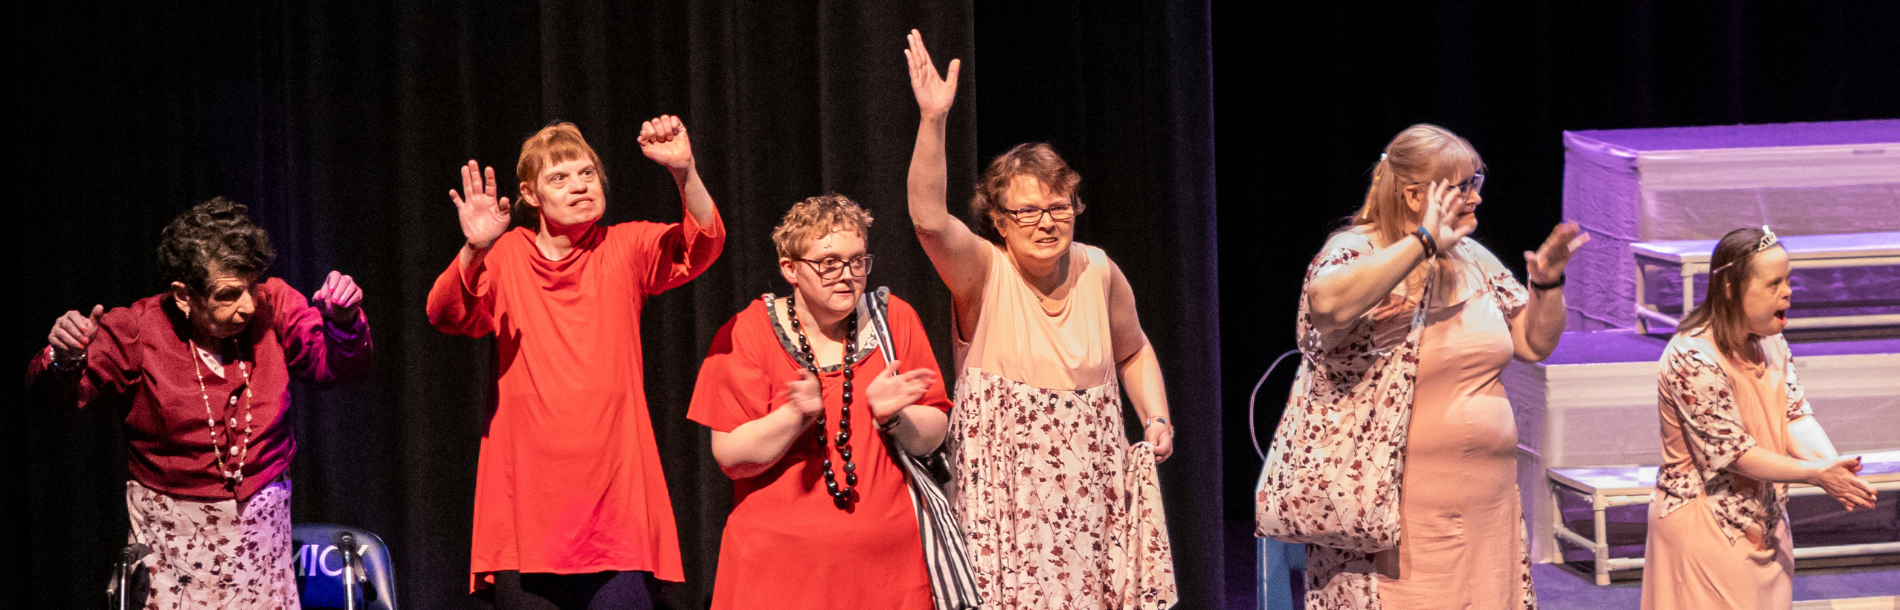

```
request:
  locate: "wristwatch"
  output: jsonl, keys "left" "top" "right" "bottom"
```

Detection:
{"left": 1145, "top": 416, "right": 1171, "bottom": 428}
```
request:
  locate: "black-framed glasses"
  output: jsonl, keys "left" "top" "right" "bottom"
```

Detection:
{"left": 1002, "top": 203, "right": 1085, "bottom": 226}
{"left": 796, "top": 254, "right": 874, "bottom": 279}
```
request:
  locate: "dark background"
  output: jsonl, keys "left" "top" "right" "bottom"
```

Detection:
{"left": 7, "top": 1, "right": 1897, "bottom": 609}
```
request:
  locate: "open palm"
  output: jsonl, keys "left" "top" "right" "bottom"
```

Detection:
{"left": 905, "top": 29, "right": 960, "bottom": 118}
{"left": 451, "top": 160, "right": 511, "bottom": 249}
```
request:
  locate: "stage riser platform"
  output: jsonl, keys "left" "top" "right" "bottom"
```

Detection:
{"left": 1507, "top": 340, "right": 1900, "bottom": 563}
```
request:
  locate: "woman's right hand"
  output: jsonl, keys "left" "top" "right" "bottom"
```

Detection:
{"left": 1808, "top": 456, "right": 1878, "bottom": 511}
{"left": 450, "top": 160, "right": 512, "bottom": 250}
{"left": 776, "top": 368, "right": 826, "bottom": 421}
{"left": 48, "top": 305, "right": 104, "bottom": 361}
{"left": 905, "top": 29, "right": 960, "bottom": 120}
{"left": 1415, "top": 179, "right": 1474, "bottom": 253}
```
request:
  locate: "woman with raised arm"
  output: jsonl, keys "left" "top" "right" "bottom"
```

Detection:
{"left": 688, "top": 194, "right": 951, "bottom": 610}
{"left": 1641, "top": 226, "right": 1875, "bottom": 610}
{"left": 426, "top": 118, "right": 723, "bottom": 609}
{"left": 27, "top": 198, "right": 373, "bottom": 608}
{"left": 905, "top": 30, "right": 1177, "bottom": 609}
{"left": 1264, "top": 124, "right": 1586, "bottom": 609}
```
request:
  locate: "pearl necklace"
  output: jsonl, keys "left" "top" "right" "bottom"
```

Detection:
{"left": 189, "top": 339, "right": 253, "bottom": 493}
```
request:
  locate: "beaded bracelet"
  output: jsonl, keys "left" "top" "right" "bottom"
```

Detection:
{"left": 1413, "top": 226, "right": 1438, "bottom": 259}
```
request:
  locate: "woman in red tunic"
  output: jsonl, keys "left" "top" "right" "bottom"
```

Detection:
{"left": 426, "top": 118, "right": 724, "bottom": 609}
{"left": 688, "top": 194, "right": 951, "bottom": 610}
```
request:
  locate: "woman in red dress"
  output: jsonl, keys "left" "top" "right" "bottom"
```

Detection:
{"left": 426, "top": 118, "right": 724, "bottom": 609}
{"left": 688, "top": 194, "right": 951, "bottom": 610}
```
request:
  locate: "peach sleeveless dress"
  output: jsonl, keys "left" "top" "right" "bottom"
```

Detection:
{"left": 1373, "top": 255, "right": 1536, "bottom": 609}
{"left": 947, "top": 242, "right": 1177, "bottom": 609}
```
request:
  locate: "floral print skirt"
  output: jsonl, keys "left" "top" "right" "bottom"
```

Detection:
{"left": 125, "top": 476, "right": 300, "bottom": 609}
{"left": 948, "top": 368, "right": 1176, "bottom": 609}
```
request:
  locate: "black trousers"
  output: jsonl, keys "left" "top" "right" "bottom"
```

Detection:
{"left": 486, "top": 570, "right": 658, "bottom": 610}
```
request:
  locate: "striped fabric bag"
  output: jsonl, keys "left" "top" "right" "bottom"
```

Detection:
{"left": 864, "top": 288, "right": 983, "bottom": 610}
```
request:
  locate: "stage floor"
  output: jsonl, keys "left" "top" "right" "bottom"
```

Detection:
{"left": 1227, "top": 519, "right": 1900, "bottom": 610}
{"left": 1532, "top": 560, "right": 1900, "bottom": 610}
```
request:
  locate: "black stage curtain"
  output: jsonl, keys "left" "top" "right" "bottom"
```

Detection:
{"left": 8, "top": 0, "right": 1233, "bottom": 608}
{"left": 1216, "top": 0, "right": 1900, "bottom": 530}
{"left": 9, "top": 1, "right": 983, "bottom": 608}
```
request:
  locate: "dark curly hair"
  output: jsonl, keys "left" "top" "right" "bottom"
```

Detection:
{"left": 156, "top": 197, "right": 275, "bottom": 295}
{"left": 969, "top": 142, "right": 1082, "bottom": 244}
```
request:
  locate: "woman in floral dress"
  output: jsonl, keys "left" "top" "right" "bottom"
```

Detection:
{"left": 1642, "top": 226, "right": 1874, "bottom": 610}
{"left": 1266, "top": 124, "right": 1585, "bottom": 609}
{"left": 902, "top": 30, "right": 1177, "bottom": 609}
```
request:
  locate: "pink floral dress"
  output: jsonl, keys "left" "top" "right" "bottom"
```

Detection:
{"left": 1259, "top": 230, "right": 1537, "bottom": 609}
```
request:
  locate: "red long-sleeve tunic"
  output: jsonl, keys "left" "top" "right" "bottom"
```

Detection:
{"left": 427, "top": 211, "right": 722, "bottom": 591}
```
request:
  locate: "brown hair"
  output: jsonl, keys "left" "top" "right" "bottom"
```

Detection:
{"left": 156, "top": 197, "right": 275, "bottom": 295}
{"left": 516, "top": 122, "right": 606, "bottom": 227}
{"left": 1352, "top": 124, "right": 1485, "bottom": 248}
{"left": 773, "top": 193, "right": 874, "bottom": 259}
{"left": 1678, "top": 226, "right": 1778, "bottom": 360}
{"left": 969, "top": 142, "right": 1082, "bottom": 244}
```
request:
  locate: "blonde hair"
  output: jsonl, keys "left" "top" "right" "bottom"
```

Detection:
{"left": 1352, "top": 124, "right": 1484, "bottom": 248}
{"left": 773, "top": 193, "right": 874, "bottom": 259}
{"left": 969, "top": 142, "right": 1081, "bottom": 244}
{"left": 516, "top": 122, "right": 607, "bottom": 196}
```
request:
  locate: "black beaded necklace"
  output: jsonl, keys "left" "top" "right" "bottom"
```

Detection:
{"left": 785, "top": 292, "right": 859, "bottom": 506}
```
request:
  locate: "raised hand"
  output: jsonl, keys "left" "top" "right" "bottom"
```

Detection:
{"left": 1416, "top": 179, "right": 1475, "bottom": 253}
{"left": 450, "top": 160, "right": 512, "bottom": 250}
{"left": 776, "top": 368, "right": 826, "bottom": 420}
{"left": 48, "top": 304, "right": 105, "bottom": 361}
{"left": 639, "top": 115, "right": 693, "bottom": 174}
{"left": 866, "top": 361, "right": 938, "bottom": 423}
{"left": 311, "top": 270, "right": 364, "bottom": 324}
{"left": 905, "top": 29, "right": 961, "bottom": 119}
{"left": 1524, "top": 221, "right": 1592, "bottom": 285}
{"left": 1811, "top": 456, "right": 1878, "bottom": 511}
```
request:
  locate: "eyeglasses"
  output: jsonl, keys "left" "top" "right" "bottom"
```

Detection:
{"left": 1002, "top": 203, "right": 1085, "bottom": 226}
{"left": 1456, "top": 173, "right": 1485, "bottom": 194}
{"left": 1411, "top": 173, "right": 1485, "bottom": 194}
{"left": 796, "top": 254, "right": 874, "bottom": 280}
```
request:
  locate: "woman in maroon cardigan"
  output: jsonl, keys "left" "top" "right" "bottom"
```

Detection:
{"left": 27, "top": 197, "right": 373, "bottom": 608}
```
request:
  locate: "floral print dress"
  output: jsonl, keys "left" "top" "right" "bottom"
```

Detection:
{"left": 948, "top": 243, "right": 1177, "bottom": 610}
{"left": 1259, "top": 230, "right": 1537, "bottom": 610}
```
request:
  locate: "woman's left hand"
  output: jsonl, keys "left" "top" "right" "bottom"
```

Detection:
{"left": 1524, "top": 222, "right": 1591, "bottom": 285}
{"left": 1145, "top": 419, "right": 1174, "bottom": 463}
{"left": 866, "top": 362, "right": 938, "bottom": 425}
{"left": 639, "top": 115, "right": 694, "bottom": 175}
{"left": 312, "top": 270, "right": 363, "bottom": 323}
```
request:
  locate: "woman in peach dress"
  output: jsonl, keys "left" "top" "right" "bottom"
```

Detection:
{"left": 903, "top": 30, "right": 1177, "bottom": 609}
{"left": 1273, "top": 124, "right": 1587, "bottom": 609}
{"left": 1642, "top": 226, "right": 1876, "bottom": 610}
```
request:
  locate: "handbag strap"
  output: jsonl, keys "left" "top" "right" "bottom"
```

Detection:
{"left": 866, "top": 288, "right": 984, "bottom": 610}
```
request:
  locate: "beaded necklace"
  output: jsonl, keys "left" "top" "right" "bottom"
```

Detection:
{"left": 785, "top": 292, "right": 859, "bottom": 506}
{"left": 189, "top": 339, "right": 253, "bottom": 493}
